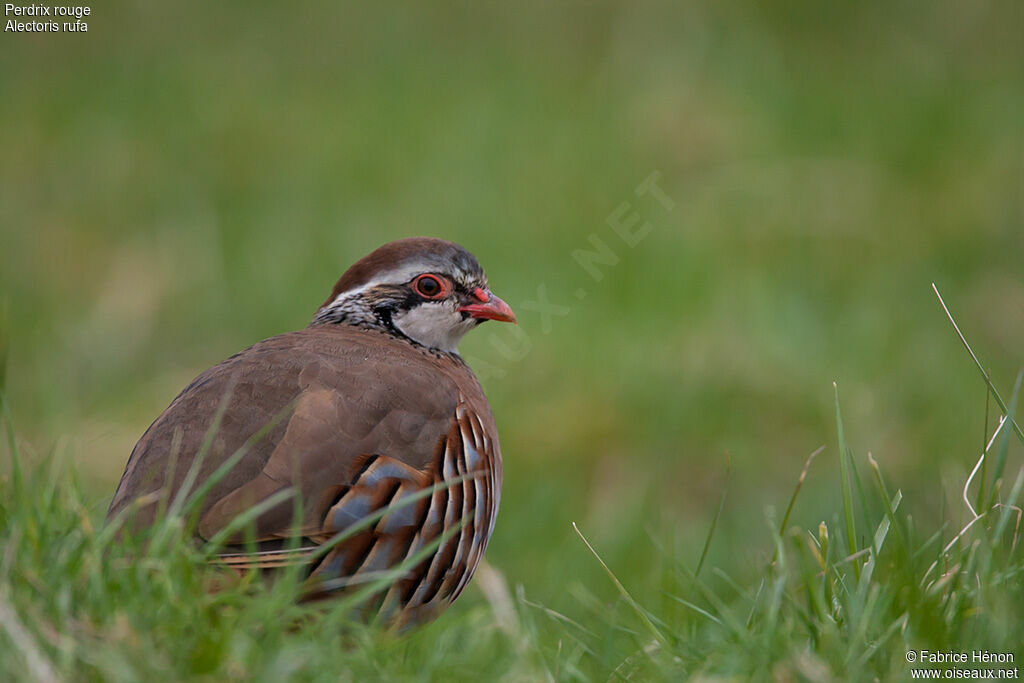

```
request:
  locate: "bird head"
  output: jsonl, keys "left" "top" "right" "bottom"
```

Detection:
{"left": 313, "top": 237, "right": 516, "bottom": 353}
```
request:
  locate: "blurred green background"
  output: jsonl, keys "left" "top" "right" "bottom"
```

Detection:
{"left": 2, "top": 1, "right": 1022, "bottom": 619}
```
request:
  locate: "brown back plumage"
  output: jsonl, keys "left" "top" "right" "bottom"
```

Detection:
{"left": 108, "top": 322, "right": 502, "bottom": 625}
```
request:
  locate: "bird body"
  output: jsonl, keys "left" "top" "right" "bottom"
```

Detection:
{"left": 108, "top": 238, "right": 514, "bottom": 625}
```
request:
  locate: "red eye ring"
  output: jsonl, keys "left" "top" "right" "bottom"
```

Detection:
{"left": 412, "top": 274, "right": 450, "bottom": 300}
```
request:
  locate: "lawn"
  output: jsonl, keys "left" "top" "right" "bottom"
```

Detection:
{"left": 2, "top": 1, "right": 1023, "bottom": 680}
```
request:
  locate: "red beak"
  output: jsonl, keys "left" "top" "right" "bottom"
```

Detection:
{"left": 458, "top": 290, "right": 517, "bottom": 324}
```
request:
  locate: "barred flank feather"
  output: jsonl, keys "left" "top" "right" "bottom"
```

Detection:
{"left": 210, "top": 398, "right": 500, "bottom": 625}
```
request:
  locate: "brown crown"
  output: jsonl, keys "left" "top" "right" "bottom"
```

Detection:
{"left": 320, "top": 237, "right": 484, "bottom": 310}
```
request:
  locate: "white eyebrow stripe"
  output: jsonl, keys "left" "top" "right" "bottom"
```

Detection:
{"left": 319, "top": 266, "right": 422, "bottom": 311}
{"left": 319, "top": 265, "right": 487, "bottom": 314}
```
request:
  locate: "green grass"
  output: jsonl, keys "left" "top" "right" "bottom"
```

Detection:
{"left": 1, "top": 313, "right": 1021, "bottom": 680}
{"left": 2, "top": 1, "right": 1024, "bottom": 679}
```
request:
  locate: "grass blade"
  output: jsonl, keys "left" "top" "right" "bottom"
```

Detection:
{"left": 693, "top": 453, "right": 729, "bottom": 585}
{"left": 834, "top": 383, "right": 860, "bottom": 580}
{"left": 572, "top": 522, "right": 668, "bottom": 647}
{"left": 779, "top": 445, "right": 824, "bottom": 540}
{"left": 986, "top": 369, "right": 1022, "bottom": 511}
{"left": 933, "top": 283, "right": 1024, "bottom": 446}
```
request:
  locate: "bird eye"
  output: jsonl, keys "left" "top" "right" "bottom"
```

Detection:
{"left": 413, "top": 274, "right": 447, "bottom": 299}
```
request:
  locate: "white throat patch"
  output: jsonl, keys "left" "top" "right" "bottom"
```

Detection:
{"left": 392, "top": 302, "right": 478, "bottom": 353}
